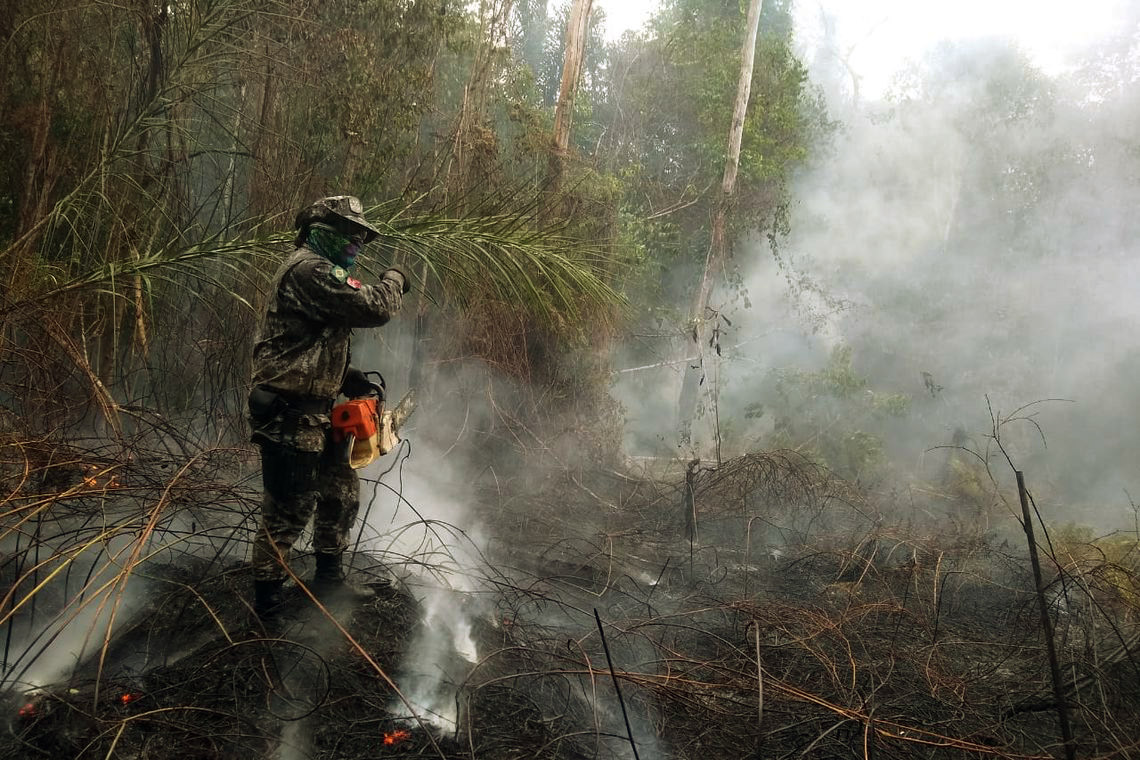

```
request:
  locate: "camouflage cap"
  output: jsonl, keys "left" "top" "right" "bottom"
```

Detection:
{"left": 294, "top": 195, "right": 381, "bottom": 243}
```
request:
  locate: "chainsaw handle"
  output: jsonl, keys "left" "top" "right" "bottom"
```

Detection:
{"left": 363, "top": 371, "right": 385, "bottom": 401}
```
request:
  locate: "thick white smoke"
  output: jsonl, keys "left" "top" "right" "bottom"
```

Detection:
{"left": 615, "top": 13, "right": 1140, "bottom": 530}
{"left": 354, "top": 436, "right": 488, "bottom": 734}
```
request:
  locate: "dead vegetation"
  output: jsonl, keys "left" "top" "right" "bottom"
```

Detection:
{"left": 1, "top": 425, "right": 1139, "bottom": 759}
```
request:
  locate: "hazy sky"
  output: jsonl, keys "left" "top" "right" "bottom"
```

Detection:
{"left": 600, "top": 0, "right": 1135, "bottom": 96}
{"left": 597, "top": 0, "right": 655, "bottom": 40}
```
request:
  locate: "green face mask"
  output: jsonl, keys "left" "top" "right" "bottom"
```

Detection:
{"left": 306, "top": 224, "right": 361, "bottom": 268}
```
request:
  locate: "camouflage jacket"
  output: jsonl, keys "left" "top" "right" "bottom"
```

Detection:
{"left": 250, "top": 246, "right": 403, "bottom": 449}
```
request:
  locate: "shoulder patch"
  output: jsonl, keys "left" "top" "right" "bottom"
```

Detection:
{"left": 330, "top": 265, "right": 348, "bottom": 284}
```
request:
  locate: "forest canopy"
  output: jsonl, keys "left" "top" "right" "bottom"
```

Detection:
{"left": 0, "top": 0, "right": 822, "bottom": 446}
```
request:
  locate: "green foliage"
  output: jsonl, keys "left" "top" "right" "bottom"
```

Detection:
{"left": 293, "top": 0, "right": 451, "bottom": 193}
{"left": 1048, "top": 522, "right": 1140, "bottom": 613}
{"left": 588, "top": 0, "right": 829, "bottom": 320}
{"left": 366, "top": 200, "right": 622, "bottom": 333}
{"left": 762, "top": 346, "right": 910, "bottom": 480}
{"left": 0, "top": 0, "right": 827, "bottom": 444}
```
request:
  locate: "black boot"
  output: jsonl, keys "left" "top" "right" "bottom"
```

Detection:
{"left": 312, "top": 553, "right": 379, "bottom": 600}
{"left": 254, "top": 578, "right": 286, "bottom": 621}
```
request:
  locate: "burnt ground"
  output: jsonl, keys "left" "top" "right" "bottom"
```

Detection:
{"left": 1, "top": 445, "right": 1139, "bottom": 759}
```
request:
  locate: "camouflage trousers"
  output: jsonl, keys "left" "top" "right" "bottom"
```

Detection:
{"left": 252, "top": 438, "right": 359, "bottom": 582}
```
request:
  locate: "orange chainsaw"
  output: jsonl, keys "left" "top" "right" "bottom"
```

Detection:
{"left": 330, "top": 372, "right": 416, "bottom": 469}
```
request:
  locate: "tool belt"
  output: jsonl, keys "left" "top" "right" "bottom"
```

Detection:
{"left": 249, "top": 385, "right": 334, "bottom": 420}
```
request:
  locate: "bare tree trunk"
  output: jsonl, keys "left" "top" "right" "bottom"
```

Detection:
{"left": 445, "top": 0, "right": 513, "bottom": 206}
{"left": 222, "top": 82, "right": 246, "bottom": 233}
{"left": 248, "top": 43, "right": 277, "bottom": 219}
{"left": 677, "top": 0, "right": 764, "bottom": 454}
{"left": 547, "top": 0, "right": 594, "bottom": 197}
{"left": 720, "top": 0, "right": 764, "bottom": 201}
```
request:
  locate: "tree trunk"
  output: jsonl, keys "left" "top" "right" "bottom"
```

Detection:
{"left": 445, "top": 0, "right": 513, "bottom": 205}
{"left": 547, "top": 0, "right": 594, "bottom": 197}
{"left": 248, "top": 42, "right": 277, "bottom": 219}
{"left": 720, "top": 0, "right": 764, "bottom": 201}
{"left": 677, "top": 0, "right": 764, "bottom": 455}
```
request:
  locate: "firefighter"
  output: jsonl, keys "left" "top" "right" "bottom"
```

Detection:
{"left": 247, "top": 195, "right": 408, "bottom": 620}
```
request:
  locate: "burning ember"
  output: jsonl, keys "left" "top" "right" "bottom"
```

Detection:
{"left": 382, "top": 729, "right": 411, "bottom": 746}
{"left": 119, "top": 693, "right": 138, "bottom": 705}
{"left": 83, "top": 465, "right": 122, "bottom": 489}
{"left": 16, "top": 703, "right": 36, "bottom": 718}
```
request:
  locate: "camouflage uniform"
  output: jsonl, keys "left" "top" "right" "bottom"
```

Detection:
{"left": 249, "top": 246, "right": 403, "bottom": 582}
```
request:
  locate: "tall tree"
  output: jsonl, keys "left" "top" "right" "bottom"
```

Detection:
{"left": 547, "top": 0, "right": 594, "bottom": 194}
{"left": 677, "top": 0, "right": 765, "bottom": 455}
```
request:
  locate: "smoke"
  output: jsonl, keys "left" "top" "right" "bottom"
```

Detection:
{"left": 777, "top": 32, "right": 1140, "bottom": 518}
{"left": 0, "top": 532, "right": 148, "bottom": 694}
{"left": 274, "top": 721, "right": 312, "bottom": 760}
{"left": 614, "top": 15, "right": 1140, "bottom": 529}
{"left": 353, "top": 428, "right": 490, "bottom": 734}
{"left": 345, "top": 348, "right": 671, "bottom": 754}
{"left": 395, "top": 584, "right": 480, "bottom": 731}
{"left": 0, "top": 466, "right": 254, "bottom": 701}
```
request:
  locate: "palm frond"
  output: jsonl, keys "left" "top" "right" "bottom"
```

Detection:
{"left": 7, "top": 205, "right": 623, "bottom": 337}
{"left": 368, "top": 203, "right": 624, "bottom": 332}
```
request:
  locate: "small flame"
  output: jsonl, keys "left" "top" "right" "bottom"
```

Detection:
{"left": 383, "top": 729, "right": 411, "bottom": 746}
{"left": 120, "top": 693, "right": 136, "bottom": 705}
{"left": 17, "top": 703, "right": 36, "bottom": 718}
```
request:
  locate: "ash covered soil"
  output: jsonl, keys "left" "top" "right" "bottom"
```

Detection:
{"left": 2, "top": 449, "right": 1139, "bottom": 759}
{"left": 1, "top": 553, "right": 558, "bottom": 760}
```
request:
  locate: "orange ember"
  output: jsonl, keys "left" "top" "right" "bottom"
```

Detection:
{"left": 383, "top": 729, "right": 411, "bottom": 746}
{"left": 120, "top": 693, "right": 134, "bottom": 704}
{"left": 83, "top": 469, "right": 122, "bottom": 489}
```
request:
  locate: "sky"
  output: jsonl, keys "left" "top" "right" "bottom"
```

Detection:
{"left": 600, "top": 0, "right": 1135, "bottom": 97}
{"left": 596, "top": 0, "right": 655, "bottom": 41}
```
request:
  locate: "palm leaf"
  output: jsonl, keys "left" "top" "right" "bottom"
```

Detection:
{"left": 366, "top": 201, "right": 624, "bottom": 331}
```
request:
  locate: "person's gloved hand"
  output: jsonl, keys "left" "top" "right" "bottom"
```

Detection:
{"left": 382, "top": 268, "right": 410, "bottom": 295}
{"left": 340, "top": 367, "right": 373, "bottom": 398}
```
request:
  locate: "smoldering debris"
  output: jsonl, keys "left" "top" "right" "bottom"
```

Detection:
{"left": 2, "top": 431, "right": 1139, "bottom": 759}
{"left": 477, "top": 452, "right": 1140, "bottom": 760}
